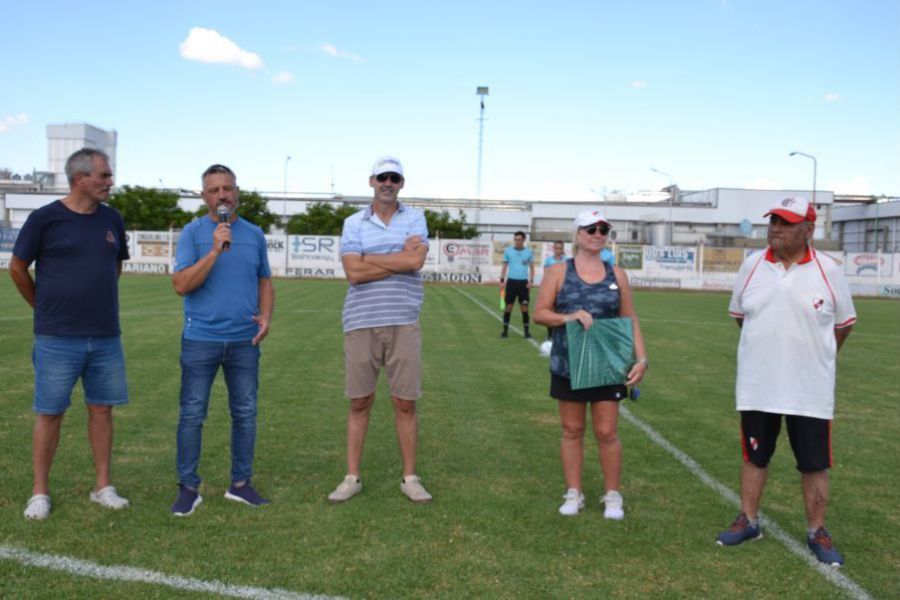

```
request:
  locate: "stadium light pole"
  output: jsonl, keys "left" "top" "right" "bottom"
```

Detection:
{"left": 788, "top": 151, "right": 817, "bottom": 206}
{"left": 650, "top": 167, "right": 674, "bottom": 242}
{"left": 283, "top": 155, "right": 291, "bottom": 226}
{"left": 476, "top": 86, "right": 489, "bottom": 199}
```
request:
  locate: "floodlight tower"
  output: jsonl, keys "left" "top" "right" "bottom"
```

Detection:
{"left": 283, "top": 155, "right": 292, "bottom": 227}
{"left": 789, "top": 151, "right": 825, "bottom": 239}
{"left": 476, "top": 86, "right": 489, "bottom": 199}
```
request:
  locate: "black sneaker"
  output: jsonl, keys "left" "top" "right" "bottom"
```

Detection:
{"left": 807, "top": 527, "right": 844, "bottom": 566}
{"left": 171, "top": 485, "right": 202, "bottom": 517}
{"left": 224, "top": 481, "right": 270, "bottom": 507}
{"left": 500, "top": 331, "right": 508, "bottom": 338}
{"left": 716, "top": 512, "right": 762, "bottom": 545}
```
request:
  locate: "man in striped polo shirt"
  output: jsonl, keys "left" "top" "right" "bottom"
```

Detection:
{"left": 328, "top": 156, "right": 433, "bottom": 504}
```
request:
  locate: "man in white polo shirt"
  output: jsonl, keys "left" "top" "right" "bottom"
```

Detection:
{"left": 716, "top": 196, "right": 856, "bottom": 567}
{"left": 328, "top": 156, "right": 433, "bottom": 504}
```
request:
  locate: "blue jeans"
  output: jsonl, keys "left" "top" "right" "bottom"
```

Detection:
{"left": 177, "top": 338, "right": 260, "bottom": 489}
{"left": 32, "top": 335, "right": 128, "bottom": 415}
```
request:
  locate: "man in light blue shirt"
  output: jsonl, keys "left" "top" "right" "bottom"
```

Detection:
{"left": 170, "top": 164, "right": 275, "bottom": 516}
{"left": 499, "top": 231, "right": 535, "bottom": 338}
{"left": 328, "top": 156, "right": 433, "bottom": 505}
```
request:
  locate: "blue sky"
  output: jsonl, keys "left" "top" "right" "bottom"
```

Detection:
{"left": 1, "top": 0, "right": 897, "bottom": 201}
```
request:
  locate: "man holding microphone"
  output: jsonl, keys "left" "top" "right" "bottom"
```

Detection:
{"left": 170, "top": 164, "right": 275, "bottom": 516}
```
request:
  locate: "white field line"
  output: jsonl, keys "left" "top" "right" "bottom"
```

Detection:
{"left": 0, "top": 545, "right": 343, "bottom": 600}
{"left": 452, "top": 286, "right": 873, "bottom": 600}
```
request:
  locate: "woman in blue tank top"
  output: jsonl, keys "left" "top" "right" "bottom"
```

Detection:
{"left": 534, "top": 210, "right": 648, "bottom": 518}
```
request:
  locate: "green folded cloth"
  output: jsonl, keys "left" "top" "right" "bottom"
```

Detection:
{"left": 566, "top": 317, "right": 634, "bottom": 389}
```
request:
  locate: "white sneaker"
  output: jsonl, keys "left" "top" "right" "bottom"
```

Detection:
{"left": 24, "top": 494, "right": 51, "bottom": 520}
{"left": 400, "top": 475, "right": 433, "bottom": 504}
{"left": 328, "top": 475, "right": 362, "bottom": 504}
{"left": 559, "top": 488, "right": 585, "bottom": 516}
{"left": 602, "top": 490, "right": 624, "bottom": 520}
{"left": 90, "top": 486, "right": 130, "bottom": 510}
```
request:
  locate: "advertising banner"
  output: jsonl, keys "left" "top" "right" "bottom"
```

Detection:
{"left": 439, "top": 240, "right": 492, "bottom": 273}
{"left": 701, "top": 247, "right": 744, "bottom": 273}
{"left": 134, "top": 231, "right": 172, "bottom": 263}
{"left": 0, "top": 227, "right": 19, "bottom": 252}
{"left": 617, "top": 245, "right": 643, "bottom": 270}
{"left": 645, "top": 246, "right": 696, "bottom": 272}
{"left": 631, "top": 277, "right": 682, "bottom": 289}
{"left": 265, "top": 235, "right": 287, "bottom": 273}
{"left": 287, "top": 235, "right": 344, "bottom": 278}
{"left": 845, "top": 253, "right": 893, "bottom": 277}
{"left": 123, "top": 262, "right": 168, "bottom": 274}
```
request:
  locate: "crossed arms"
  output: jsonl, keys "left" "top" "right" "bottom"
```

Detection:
{"left": 342, "top": 235, "right": 427, "bottom": 285}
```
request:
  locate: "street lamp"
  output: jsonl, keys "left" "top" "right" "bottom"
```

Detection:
{"left": 476, "top": 86, "right": 489, "bottom": 200}
{"left": 650, "top": 167, "right": 675, "bottom": 243}
{"left": 789, "top": 151, "right": 817, "bottom": 206}
{"left": 283, "top": 155, "right": 292, "bottom": 227}
{"left": 789, "top": 151, "right": 826, "bottom": 240}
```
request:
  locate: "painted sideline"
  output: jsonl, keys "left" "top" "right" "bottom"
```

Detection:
{"left": 0, "top": 545, "right": 343, "bottom": 600}
{"left": 452, "top": 285, "right": 873, "bottom": 600}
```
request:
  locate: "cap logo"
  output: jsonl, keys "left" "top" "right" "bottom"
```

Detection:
{"left": 781, "top": 198, "right": 796, "bottom": 207}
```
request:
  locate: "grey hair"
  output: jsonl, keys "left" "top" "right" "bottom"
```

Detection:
{"left": 65, "top": 148, "right": 109, "bottom": 184}
{"left": 202, "top": 164, "right": 236, "bottom": 186}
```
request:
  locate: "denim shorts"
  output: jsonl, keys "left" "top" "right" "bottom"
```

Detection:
{"left": 32, "top": 335, "right": 129, "bottom": 415}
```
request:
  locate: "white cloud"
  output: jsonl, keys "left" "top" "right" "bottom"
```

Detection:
{"left": 179, "top": 27, "right": 263, "bottom": 69}
{"left": 272, "top": 71, "right": 295, "bottom": 84}
{"left": 320, "top": 43, "right": 364, "bottom": 63}
{"left": 824, "top": 92, "right": 842, "bottom": 102}
{"left": 630, "top": 80, "right": 648, "bottom": 89}
{"left": 0, "top": 113, "right": 29, "bottom": 134}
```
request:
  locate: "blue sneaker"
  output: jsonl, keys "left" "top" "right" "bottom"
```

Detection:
{"left": 716, "top": 512, "right": 762, "bottom": 546}
{"left": 224, "top": 481, "right": 270, "bottom": 507}
{"left": 171, "top": 485, "right": 202, "bottom": 517}
{"left": 807, "top": 527, "right": 844, "bottom": 566}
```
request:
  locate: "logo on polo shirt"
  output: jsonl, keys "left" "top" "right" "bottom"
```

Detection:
{"left": 812, "top": 296, "right": 825, "bottom": 311}
{"left": 106, "top": 231, "right": 116, "bottom": 244}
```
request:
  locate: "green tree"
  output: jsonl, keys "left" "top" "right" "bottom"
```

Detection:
{"left": 194, "top": 190, "right": 279, "bottom": 233}
{"left": 286, "top": 202, "right": 358, "bottom": 235}
{"left": 107, "top": 186, "right": 193, "bottom": 230}
{"left": 424, "top": 209, "right": 478, "bottom": 239}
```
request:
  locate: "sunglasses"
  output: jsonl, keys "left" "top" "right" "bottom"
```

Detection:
{"left": 581, "top": 224, "right": 610, "bottom": 236}
{"left": 375, "top": 172, "right": 403, "bottom": 183}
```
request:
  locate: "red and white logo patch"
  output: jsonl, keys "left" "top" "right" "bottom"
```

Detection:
{"left": 749, "top": 436, "right": 759, "bottom": 451}
{"left": 812, "top": 296, "right": 825, "bottom": 311}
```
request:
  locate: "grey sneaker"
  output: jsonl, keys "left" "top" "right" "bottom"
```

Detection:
{"left": 328, "top": 475, "right": 362, "bottom": 504}
{"left": 400, "top": 475, "right": 433, "bottom": 504}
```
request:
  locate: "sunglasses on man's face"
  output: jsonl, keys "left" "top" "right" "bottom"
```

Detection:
{"left": 581, "top": 224, "right": 610, "bottom": 236}
{"left": 375, "top": 172, "right": 403, "bottom": 184}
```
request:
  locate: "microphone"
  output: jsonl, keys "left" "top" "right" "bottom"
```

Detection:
{"left": 217, "top": 204, "right": 231, "bottom": 250}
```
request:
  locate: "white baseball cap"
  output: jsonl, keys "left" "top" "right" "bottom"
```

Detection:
{"left": 371, "top": 156, "right": 404, "bottom": 177}
{"left": 764, "top": 196, "right": 817, "bottom": 223}
{"left": 574, "top": 209, "right": 611, "bottom": 228}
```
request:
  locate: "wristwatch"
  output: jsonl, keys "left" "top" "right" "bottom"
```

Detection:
{"left": 636, "top": 357, "right": 649, "bottom": 369}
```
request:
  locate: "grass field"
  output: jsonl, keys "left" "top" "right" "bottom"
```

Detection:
{"left": 1, "top": 275, "right": 898, "bottom": 599}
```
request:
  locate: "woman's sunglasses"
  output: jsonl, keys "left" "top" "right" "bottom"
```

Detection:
{"left": 581, "top": 224, "right": 610, "bottom": 236}
{"left": 375, "top": 172, "right": 403, "bottom": 183}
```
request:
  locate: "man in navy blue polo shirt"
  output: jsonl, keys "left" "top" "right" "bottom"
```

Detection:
{"left": 170, "top": 164, "right": 275, "bottom": 516}
{"left": 10, "top": 148, "right": 131, "bottom": 520}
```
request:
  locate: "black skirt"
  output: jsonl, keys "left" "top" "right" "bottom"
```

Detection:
{"left": 550, "top": 373, "right": 627, "bottom": 403}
